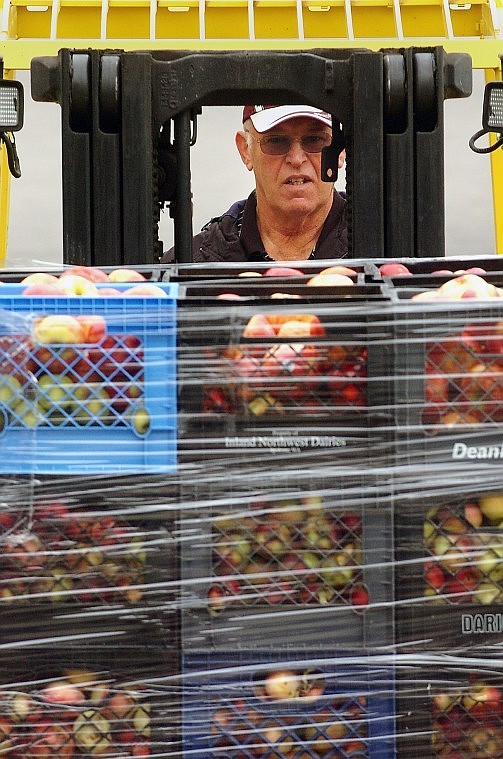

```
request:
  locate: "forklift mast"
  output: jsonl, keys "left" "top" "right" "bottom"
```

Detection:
{"left": 30, "top": 47, "right": 472, "bottom": 267}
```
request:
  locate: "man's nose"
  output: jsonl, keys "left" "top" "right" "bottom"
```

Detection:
{"left": 286, "top": 137, "right": 307, "bottom": 161}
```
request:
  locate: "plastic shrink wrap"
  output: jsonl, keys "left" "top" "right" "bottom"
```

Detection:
{"left": 0, "top": 259, "right": 503, "bottom": 758}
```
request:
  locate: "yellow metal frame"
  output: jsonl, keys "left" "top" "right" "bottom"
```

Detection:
{"left": 0, "top": 0, "right": 502, "bottom": 263}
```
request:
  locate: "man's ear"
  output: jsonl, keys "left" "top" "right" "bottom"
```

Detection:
{"left": 338, "top": 149, "right": 346, "bottom": 169}
{"left": 236, "top": 130, "right": 254, "bottom": 171}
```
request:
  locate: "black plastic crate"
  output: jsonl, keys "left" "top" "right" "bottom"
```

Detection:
{"left": 183, "top": 650, "right": 395, "bottom": 759}
{"left": 369, "top": 256, "right": 503, "bottom": 284}
{"left": 394, "top": 472, "right": 503, "bottom": 650}
{"left": 0, "top": 641, "right": 180, "bottom": 759}
{"left": 177, "top": 288, "right": 394, "bottom": 430}
{"left": 396, "top": 657, "right": 503, "bottom": 759}
{"left": 391, "top": 289, "right": 503, "bottom": 467}
{"left": 165, "top": 260, "right": 368, "bottom": 283}
{"left": 179, "top": 470, "right": 394, "bottom": 652}
{"left": 0, "top": 474, "right": 178, "bottom": 642}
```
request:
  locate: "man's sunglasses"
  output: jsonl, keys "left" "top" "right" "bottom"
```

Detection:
{"left": 251, "top": 132, "right": 332, "bottom": 156}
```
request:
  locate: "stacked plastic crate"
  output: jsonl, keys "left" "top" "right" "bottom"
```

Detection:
{"left": 375, "top": 260, "right": 503, "bottom": 759}
{"left": 176, "top": 265, "right": 397, "bottom": 758}
{"left": 0, "top": 281, "right": 182, "bottom": 757}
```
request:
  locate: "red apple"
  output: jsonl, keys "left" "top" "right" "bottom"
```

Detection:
{"left": 242, "top": 314, "right": 276, "bottom": 338}
{"left": 22, "top": 284, "right": 66, "bottom": 297}
{"left": 263, "top": 266, "right": 304, "bottom": 277}
{"left": 379, "top": 263, "right": 412, "bottom": 277}
{"left": 75, "top": 315, "right": 107, "bottom": 344}
{"left": 462, "top": 681, "right": 502, "bottom": 718}
{"left": 60, "top": 266, "right": 109, "bottom": 283}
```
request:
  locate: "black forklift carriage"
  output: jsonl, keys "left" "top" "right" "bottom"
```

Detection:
{"left": 30, "top": 46, "right": 472, "bottom": 268}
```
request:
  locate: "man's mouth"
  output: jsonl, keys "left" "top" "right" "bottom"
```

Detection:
{"left": 286, "top": 178, "right": 309, "bottom": 185}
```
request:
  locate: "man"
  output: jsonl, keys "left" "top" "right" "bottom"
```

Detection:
{"left": 162, "top": 105, "right": 347, "bottom": 263}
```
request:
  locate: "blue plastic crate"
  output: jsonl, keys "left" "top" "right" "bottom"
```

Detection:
{"left": 0, "top": 283, "right": 178, "bottom": 474}
{"left": 182, "top": 650, "right": 396, "bottom": 758}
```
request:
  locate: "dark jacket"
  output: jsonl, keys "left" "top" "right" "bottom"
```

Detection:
{"left": 162, "top": 190, "right": 347, "bottom": 264}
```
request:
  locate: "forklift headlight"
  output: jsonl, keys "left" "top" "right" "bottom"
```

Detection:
{"left": 0, "top": 80, "right": 24, "bottom": 131}
{"left": 482, "top": 81, "right": 503, "bottom": 132}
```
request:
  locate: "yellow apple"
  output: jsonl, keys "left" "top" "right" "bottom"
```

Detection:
{"left": 479, "top": 493, "right": 503, "bottom": 522}
{"left": 56, "top": 275, "right": 99, "bottom": 297}
{"left": 108, "top": 268, "right": 146, "bottom": 283}
{"left": 20, "top": 272, "right": 59, "bottom": 286}
{"left": 33, "top": 315, "right": 86, "bottom": 344}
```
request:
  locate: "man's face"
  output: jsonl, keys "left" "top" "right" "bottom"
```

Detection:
{"left": 236, "top": 117, "right": 342, "bottom": 220}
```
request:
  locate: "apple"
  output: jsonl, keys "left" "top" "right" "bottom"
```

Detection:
{"left": 109, "top": 268, "right": 146, "bottom": 283}
{"left": 318, "top": 264, "right": 358, "bottom": 276}
{"left": 242, "top": 314, "right": 276, "bottom": 338}
{"left": 75, "top": 315, "right": 107, "bottom": 344}
{"left": 25, "top": 722, "right": 75, "bottom": 759}
{"left": 464, "top": 501, "right": 483, "bottom": 528}
{"left": 378, "top": 263, "right": 412, "bottom": 276}
{"left": 33, "top": 315, "right": 86, "bottom": 345}
{"left": 462, "top": 681, "right": 502, "bottom": 718}
{"left": 96, "top": 287, "right": 122, "bottom": 297}
{"left": 436, "top": 274, "right": 502, "bottom": 300}
{"left": 479, "top": 493, "right": 503, "bottom": 522}
{"left": 74, "top": 388, "right": 111, "bottom": 425}
{"left": 22, "top": 283, "right": 66, "bottom": 297}
{"left": 464, "top": 725, "right": 503, "bottom": 757}
{"left": 131, "top": 407, "right": 150, "bottom": 435}
{"left": 0, "top": 374, "right": 23, "bottom": 408}
{"left": 216, "top": 292, "right": 242, "bottom": 300}
{"left": 41, "top": 680, "right": 85, "bottom": 705}
{"left": 263, "top": 670, "right": 300, "bottom": 700}
{"left": 124, "top": 284, "right": 168, "bottom": 297}
{"left": 263, "top": 266, "right": 304, "bottom": 276}
{"left": 276, "top": 314, "right": 326, "bottom": 338}
{"left": 60, "top": 266, "right": 109, "bottom": 283}
{"left": 37, "top": 373, "right": 76, "bottom": 412}
{"left": 56, "top": 275, "right": 100, "bottom": 297}
{"left": 21, "top": 272, "right": 59, "bottom": 286}
{"left": 306, "top": 273, "right": 354, "bottom": 286}
{"left": 303, "top": 710, "right": 348, "bottom": 753}
{"left": 73, "top": 710, "right": 112, "bottom": 755}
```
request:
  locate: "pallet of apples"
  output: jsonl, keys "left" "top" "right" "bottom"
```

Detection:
{"left": 179, "top": 468, "right": 394, "bottom": 652}
{"left": 0, "top": 643, "right": 179, "bottom": 759}
{"left": 0, "top": 473, "right": 177, "bottom": 640}
{"left": 393, "top": 476, "right": 503, "bottom": 651}
{"left": 0, "top": 269, "right": 177, "bottom": 474}
{"left": 389, "top": 272, "right": 503, "bottom": 466}
{"left": 177, "top": 269, "right": 393, "bottom": 428}
{"left": 182, "top": 650, "right": 395, "bottom": 758}
{"left": 396, "top": 658, "right": 503, "bottom": 759}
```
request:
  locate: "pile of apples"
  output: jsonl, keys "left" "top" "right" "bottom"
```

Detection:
{"left": 0, "top": 499, "right": 156, "bottom": 605}
{"left": 410, "top": 272, "right": 503, "bottom": 301}
{"left": 15, "top": 266, "right": 168, "bottom": 299}
{"left": 432, "top": 677, "right": 502, "bottom": 758}
{"left": 202, "top": 311, "right": 367, "bottom": 417}
{"left": 0, "top": 668, "right": 152, "bottom": 758}
{"left": 422, "top": 317, "right": 503, "bottom": 428}
{"left": 210, "top": 667, "right": 367, "bottom": 757}
{"left": 207, "top": 494, "right": 369, "bottom": 612}
{"left": 0, "top": 319, "right": 150, "bottom": 436}
{"left": 423, "top": 493, "right": 503, "bottom": 605}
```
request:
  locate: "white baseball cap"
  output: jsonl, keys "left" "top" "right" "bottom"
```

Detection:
{"left": 242, "top": 105, "right": 333, "bottom": 133}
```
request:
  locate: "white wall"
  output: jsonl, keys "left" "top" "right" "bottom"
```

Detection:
{"left": 5, "top": 69, "right": 495, "bottom": 269}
